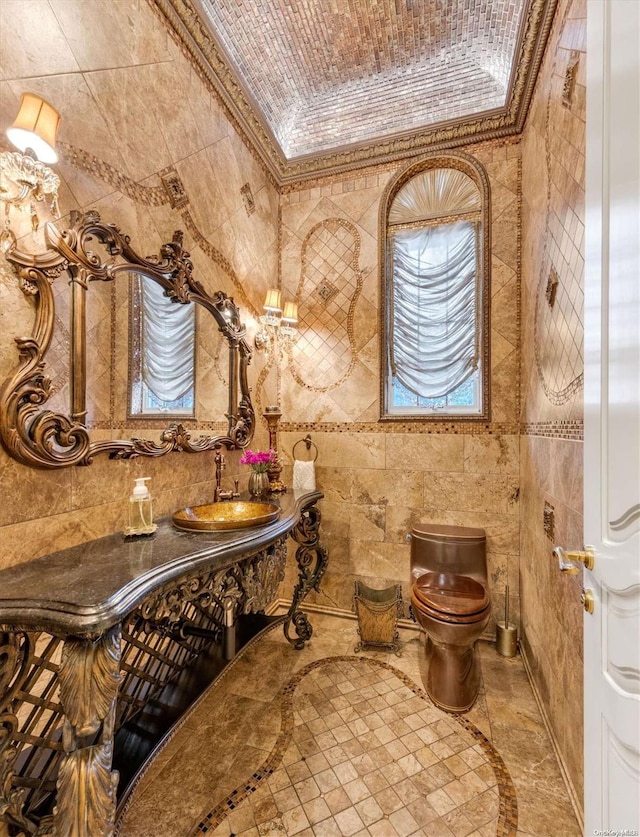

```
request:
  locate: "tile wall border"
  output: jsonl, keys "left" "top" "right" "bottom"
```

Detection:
{"left": 279, "top": 421, "right": 519, "bottom": 436}
{"left": 520, "top": 420, "right": 583, "bottom": 440}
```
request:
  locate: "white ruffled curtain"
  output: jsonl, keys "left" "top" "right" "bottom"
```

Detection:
{"left": 140, "top": 277, "right": 195, "bottom": 403}
{"left": 389, "top": 220, "right": 478, "bottom": 399}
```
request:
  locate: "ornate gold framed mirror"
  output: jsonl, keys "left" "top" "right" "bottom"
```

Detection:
{"left": 0, "top": 210, "right": 255, "bottom": 468}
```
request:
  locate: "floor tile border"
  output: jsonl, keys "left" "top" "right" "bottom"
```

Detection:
{"left": 191, "top": 655, "right": 518, "bottom": 836}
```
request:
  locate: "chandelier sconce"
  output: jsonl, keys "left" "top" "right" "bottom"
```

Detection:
{"left": 0, "top": 93, "right": 62, "bottom": 252}
{"left": 255, "top": 288, "right": 298, "bottom": 354}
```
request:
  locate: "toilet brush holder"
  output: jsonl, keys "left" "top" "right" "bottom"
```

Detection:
{"left": 496, "top": 620, "right": 518, "bottom": 657}
{"left": 496, "top": 583, "right": 518, "bottom": 657}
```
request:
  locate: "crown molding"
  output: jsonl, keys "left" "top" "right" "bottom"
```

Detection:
{"left": 151, "top": 0, "right": 558, "bottom": 188}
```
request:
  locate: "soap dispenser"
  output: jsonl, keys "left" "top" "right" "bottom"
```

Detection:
{"left": 125, "top": 477, "right": 157, "bottom": 538}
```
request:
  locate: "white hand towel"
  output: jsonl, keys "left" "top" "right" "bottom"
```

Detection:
{"left": 293, "top": 459, "right": 316, "bottom": 491}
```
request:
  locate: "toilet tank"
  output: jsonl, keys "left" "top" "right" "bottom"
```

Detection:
{"left": 410, "top": 523, "right": 487, "bottom": 582}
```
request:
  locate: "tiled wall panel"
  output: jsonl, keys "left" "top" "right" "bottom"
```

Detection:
{"left": 520, "top": 0, "right": 585, "bottom": 811}
{"left": 277, "top": 139, "right": 522, "bottom": 634}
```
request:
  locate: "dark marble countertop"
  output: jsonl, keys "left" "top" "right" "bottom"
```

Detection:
{"left": 0, "top": 490, "right": 322, "bottom": 636}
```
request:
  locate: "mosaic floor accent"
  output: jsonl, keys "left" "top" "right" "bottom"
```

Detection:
{"left": 194, "top": 656, "right": 517, "bottom": 837}
{"left": 115, "top": 615, "right": 582, "bottom": 837}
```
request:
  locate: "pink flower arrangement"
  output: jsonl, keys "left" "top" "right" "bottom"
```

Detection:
{"left": 239, "top": 449, "right": 277, "bottom": 473}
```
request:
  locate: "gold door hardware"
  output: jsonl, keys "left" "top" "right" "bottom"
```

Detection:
{"left": 553, "top": 545, "right": 596, "bottom": 573}
{"left": 581, "top": 588, "right": 595, "bottom": 614}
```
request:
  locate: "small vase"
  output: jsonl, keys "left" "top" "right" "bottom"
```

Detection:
{"left": 248, "top": 470, "right": 270, "bottom": 499}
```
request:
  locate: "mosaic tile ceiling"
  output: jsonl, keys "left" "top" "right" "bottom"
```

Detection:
{"left": 197, "top": 0, "right": 524, "bottom": 160}
{"left": 158, "top": 0, "right": 557, "bottom": 180}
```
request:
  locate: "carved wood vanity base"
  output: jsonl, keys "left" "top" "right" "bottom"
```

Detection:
{"left": 0, "top": 490, "right": 325, "bottom": 837}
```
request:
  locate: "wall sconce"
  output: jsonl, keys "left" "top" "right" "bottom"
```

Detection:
{"left": 255, "top": 288, "right": 298, "bottom": 353}
{"left": 0, "top": 93, "right": 61, "bottom": 251}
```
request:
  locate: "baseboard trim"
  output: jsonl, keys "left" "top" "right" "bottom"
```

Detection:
{"left": 268, "top": 599, "right": 500, "bottom": 640}
{"left": 266, "top": 598, "right": 423, "bottom": 632}
{"left": 267, "top": 600, "right": 500, "bottom": 641}
{"left": 520, "top": 644, "right": 584, "bottom": 832}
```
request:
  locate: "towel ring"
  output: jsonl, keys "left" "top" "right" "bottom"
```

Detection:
{"left": 292, "top": 434, "right": 318, "bottom": 462}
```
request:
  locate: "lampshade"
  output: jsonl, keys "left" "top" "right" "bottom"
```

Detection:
{"left": 6, "top": 93, "right": 61, "bottom": 164}
{"left": 282, "top": 301, "right": 298, "bottom": 323}
{"left": 263, "top": 289, "right": 282, "bottom": 312}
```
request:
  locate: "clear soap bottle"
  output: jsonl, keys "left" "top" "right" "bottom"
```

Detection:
{"left": 127, "top": 477, "right": 156, "bottom": 536}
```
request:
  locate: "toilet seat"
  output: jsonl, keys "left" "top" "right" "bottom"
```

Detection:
{"left": 411, "top": 572, "right": 490, "bottom": 624}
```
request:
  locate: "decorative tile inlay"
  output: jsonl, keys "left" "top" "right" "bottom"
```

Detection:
{"left": 315, "top": 279, "right": 339, "bottom": 305}
{"left": 279, "top": 420, "right": 521, "bottom": 435}
{"left": 545, "top": 267, "right": 559, "bottom": 308}
{"left": 562, "top": 50, "right": 580, "bottom": 109}
{"left": 240, "top": 183, "right": 256, "bottom": 216}
{"left": 543, "top": 501, "right": 555, "bottom": 540}
{"left": 192, "top": 655, "right": 518, "bottom": 836}
{"left": 161, "top": 169, "right": 190, "bottom": 209}
{"left": 289, "top": 219, "right": 363, "bottom": 393}
{"left": 58, "top": 142, "right": 169, "bottom": 206}
{"left": 180, "top": 209, "right": 258, "bottom": 318}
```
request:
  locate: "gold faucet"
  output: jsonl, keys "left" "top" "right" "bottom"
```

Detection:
{"left": 214, "top": 450, "right": 236, "bottom": 501}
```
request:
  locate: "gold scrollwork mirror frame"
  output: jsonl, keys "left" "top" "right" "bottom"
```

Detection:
{"left": 0, "top": 210, "right": 255, "bottom": 469}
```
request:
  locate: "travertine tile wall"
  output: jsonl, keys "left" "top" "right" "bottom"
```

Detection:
{"left": 276, "top": 140, "right": 522, "bottom": 636}
{"left": 0, "top": 0, "right": 278, "bottom": 570}
{"left": 520, "top": 0, "right": 585, "bottom": 812}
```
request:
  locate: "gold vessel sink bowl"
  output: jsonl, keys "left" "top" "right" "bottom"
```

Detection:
{"left": 172, "top": 500, "right": 281, "bottom": 532}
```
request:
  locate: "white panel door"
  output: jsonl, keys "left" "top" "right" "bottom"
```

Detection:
{"left": 584, "top": 0, "right": 640, "bottom": 831}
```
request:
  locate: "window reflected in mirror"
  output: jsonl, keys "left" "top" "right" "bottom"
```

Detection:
{"left": 129, "top": 273, "right": 196, "bottom": 417}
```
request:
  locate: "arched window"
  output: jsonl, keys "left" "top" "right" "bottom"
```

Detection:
{"left": 380, "top": 152, "right": 490, "bottom": 420}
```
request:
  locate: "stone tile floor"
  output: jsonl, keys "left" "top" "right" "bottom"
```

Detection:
{"left": 115, "top": 614, "right": 582, "bottom": 837}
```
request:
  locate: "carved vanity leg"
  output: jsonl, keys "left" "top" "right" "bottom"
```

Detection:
{"left": 54, "top": 628, "right": 122, "bottom": 837}
{"left": 284, "top": 503, "right": 328, "bottom": 649}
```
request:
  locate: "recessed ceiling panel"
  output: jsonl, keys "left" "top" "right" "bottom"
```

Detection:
{"left": 197, "top": 0, "right": 526, "bottom": 159}
{"left": 158, "top": 0, "right": 556, "bottom": 181}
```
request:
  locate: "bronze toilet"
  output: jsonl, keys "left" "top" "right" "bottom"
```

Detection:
{"left": 410, "top": 523, "right": 491, "bottom": 713}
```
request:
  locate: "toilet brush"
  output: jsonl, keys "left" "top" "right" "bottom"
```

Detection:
{"left": 496, "top": 582, "right": 518, "bottom": 657}
{"left": 505, "top": 583, "right": 509, "bottom": 625}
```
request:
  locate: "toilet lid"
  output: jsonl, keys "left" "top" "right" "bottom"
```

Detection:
{"left": 412, "top": 572, "right": 490, "bottom": 618}
{"left": 411, "top": 523, "right": 486, "bottom": 541}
